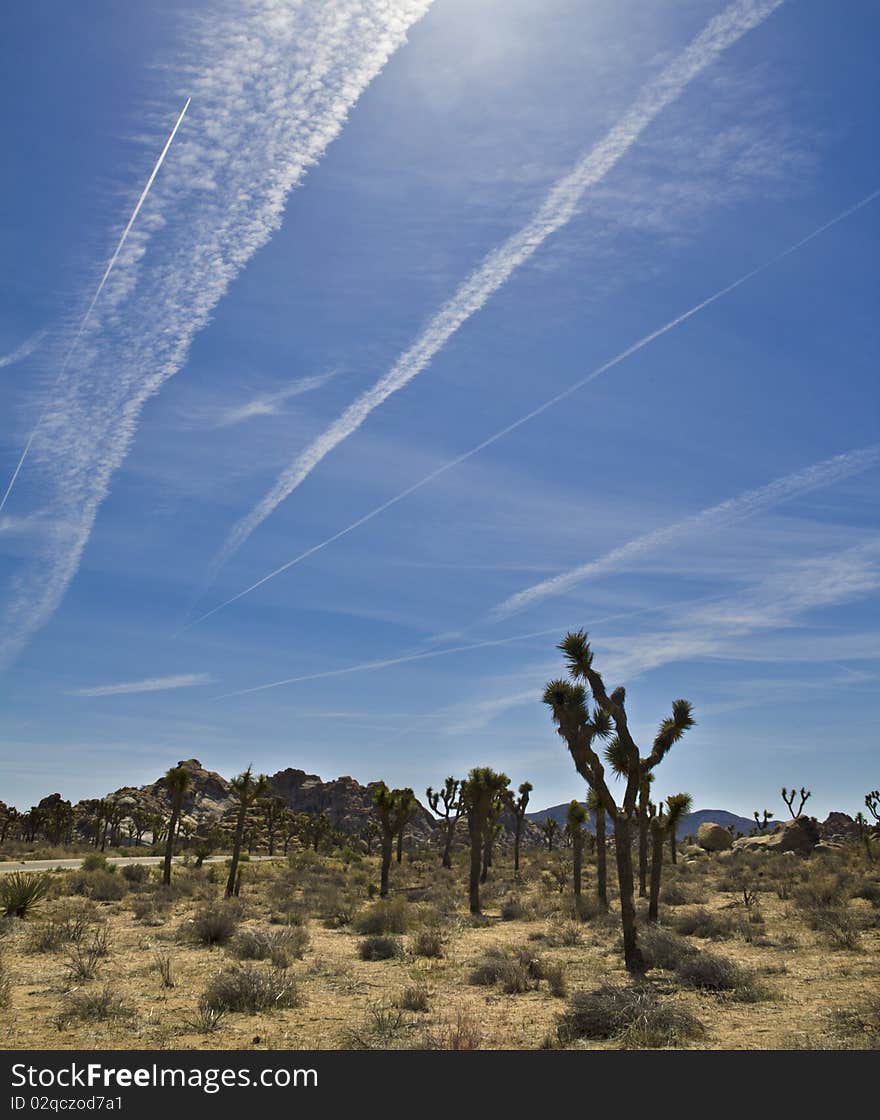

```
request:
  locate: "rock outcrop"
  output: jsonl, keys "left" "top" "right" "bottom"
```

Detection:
{"left": 697, "top": 822, "right": 733, "bottom": 851}
{"left": 732, "top": 816, "right": 821, "bottom": 855}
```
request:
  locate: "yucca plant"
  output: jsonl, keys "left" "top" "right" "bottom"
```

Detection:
{"left": 0, "top": 872, "right": 52, "bottom": 919}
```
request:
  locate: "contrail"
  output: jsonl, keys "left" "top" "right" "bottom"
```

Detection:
{"left": 210, "top": 0, "right": 786, "bottom": 574}
{"left": 0, "top": 2, "right": 433, "bottom": 671}
{"left": 0, "top": 99, "right": 190, "bottom": 518}
{"left": 182, "top": 186, "right": 879, "bottom": 633}
{"left": 491, "top": 444, "right": 880, "bottom": 620}
{"left": 0, "top": 330, "right": 45, "bottom": 371}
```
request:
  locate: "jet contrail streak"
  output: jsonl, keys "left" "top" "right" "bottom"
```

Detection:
{"left": 0, "top": 98, "right": 190, "bottom": 518}
{"left": 0, "top": 330, "right": 45, "bottom": 371}
{"left": 210, "top": 0, "right": 785, "bottom": 574}
{"left": 183, "top": 186, "right": 879, "bottom": 633}
{"left": 492, "top": 444, "right": 880, "bottom": 619}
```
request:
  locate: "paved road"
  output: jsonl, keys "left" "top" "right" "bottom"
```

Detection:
{"left": 0, "top": 854, "right": 280, "bottom": 874}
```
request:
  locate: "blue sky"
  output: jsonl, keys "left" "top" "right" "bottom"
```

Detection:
{"left": 1, "top": 0, "right": 878, "bottom": 819}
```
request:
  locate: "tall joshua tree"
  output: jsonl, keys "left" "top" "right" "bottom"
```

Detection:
{"left": 566, "top": 800, "right": 588, "bottom": 897}
{"left": 426, "top": 778, "right": 463, "bottom": 869}
{"left": 665, "top": 792, "right": 693, "bottom": 864}
{"left": 544, "top": 629, "right": 695, "bottom": 975}
{"left": 394, "top": 788, "right": 417, "bottom": 863}
{"left": 586, "top": 787, "right": 608, "bottom": 909}
{"left": 512, "top": 781, "right": 533, "bottom": 874}
{"left": 373, "top": 783, "right": 412, "bottom": 898}
{"left": 460, "top": 768, "right": 510, "bottom": 915}
{"left": 781, "top": 786, "right": 811, "bottom": 818}
{"left": 225, "top": 766, "right": 269, "bottom": 898}
{"left": 162, "top": 765, "right": 191, "bottom": 887}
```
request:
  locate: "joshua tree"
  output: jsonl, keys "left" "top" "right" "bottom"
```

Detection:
{"left": 566, "top": 801, "right": 588, "bottom": 896}
{"left": 394, "top": 788, "right": 418, "bottom": 863}
{"left": 781, "top": 786, "right": 811, "bottom": 818}
{"left": 665, "top": 792, "right": 692, "bottom": 864}
{"left": 298, "top": 810, "right": 331, "bottom": 853}
{"left": 372, "top": 783, "right": 413, "bottom": 898}
{"left": 541, "top": 816, "right": 560, "bottom": 852}
{"left": 162, "top": 766, "right": 191, "bottom": 886}
{"left": 512, "top": 781, "right": 532, "bottom": 874}
{"left": 258, "top": 794, "right": 287, "bottom": 856}
{"left": 648, "top": 805, "right": 667, "bottom": 923}
{"left": 359, "top": 818, "right": 380, "bottom": 856}
{"left": 752, "top": 808, "right": 772, "bottom": 834}
{"left": 460, "top": 768, "right": 510, "bottom": 915}
{"left": 225, "top": 766, "right": 269, "bottom": 898}
{"left": 865, "top": 790, "right": 880, "bottom": 825}
{"left": 426, "top": 778, "right": 463, "bottom": 869}
{"left": 544, "top": 629, "right": 695, "bottom": 975}
{"left": 586, "top": 787, "right": 608, "bottom": 908}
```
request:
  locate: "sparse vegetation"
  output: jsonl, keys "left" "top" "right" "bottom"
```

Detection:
{"left": 200, "top": 965, "right": 299, "bottom": 1014}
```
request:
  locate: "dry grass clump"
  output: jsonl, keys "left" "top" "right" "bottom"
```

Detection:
{"left": 408, "top": 927, "right": 445, "bottom": 958}
{"left": 395, "top": 983, "right": 430, "bottom": 1012}
{"left": 344, "top": 1002, "right": 414, "bottom": 1049}
{"left": 64, "top": 927, "right": 110, "bottom": 981}
{"left": 26, "top": 913, "right": 93, "bottom": 953}
{"left": 57, "top": 986, "right": 134, "bottom": 1028}
{"left": 230, "top": 926, "right": 310, "bottom": 967}
{"left": 200, "top": 965, "right": 299, "bottom": 1014}
{"left": 468, "top": 945, "right": 546, "bottom": 994}
{"left": 671, "top": 906, "right": 741, "bottom": 940}
{"left": 640, "top": 925, "right": 697, "bottom": 971}
{"left": 416, "top": 1007, "right": 483, "bottom": 1050}
{"left": 556, "top": 983, "right": 703, "bottom": 1048}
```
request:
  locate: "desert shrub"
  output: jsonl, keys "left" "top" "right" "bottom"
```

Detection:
{"left": 68, "top": 870, "right": 126, "bottom": 902}
{"left": 468, "top": 947, "right": 544, "bottom": 994}
{"left": 828, "top": 995, "right": 880, "bottom": 1048}
{"left": 641, "top": 925, "right": 697, "bottom": 971}
{"left": 0, "top": 872, "right": 52, "bottom": 918}
{"left": 121, "top": 863, "right": 150, "bottom": 885}
{"left": 557, "top": 984, "right": 660, "bottom": 1042}
{"left": 358, "top": 935, "right": 403, "bottom": 961}
{"left": 81, "top": 853, "right": 111, "bottom": 873}
{"left": 417, "top": 1008, "right": 483, "bottom": 1050}
{"left": 853, "top": 878, "right": 880, "bottom": 906}
{"left": 660, "top": 881, "right": 692, "bottom": 906}
{"left": 619, "top": 1003, "right": 705, "bottom": 1049}
{"left": 674, "top": 951, "right": 765, "bottom": 1000}
{"left": 184, "top": 1006, "right": 227, "bottom": 1034}
{"left": 500, "top": 897, "right": 528, "bottom": 921}
{"left": 396, "top": 984, "right": 430, "bottom": 1012}
{"left": 409, "top": 928, "right": 444, "bottom": 959}
{"left": 792, "top": 874, "right": 852, "bottom": 910}
{"left": 671, "top": 907, "right": 739, "bottom": 940}
{"left": 353, "top": 898, "right": 408, "bottom": 936}
{"left": 200, "top": 966, "right": 299, "bottom": 1014}
{"left": 231, "top": 926, "right": 310, "bottom": 967}
{"left": 58, "top": 986, "right": 134, "bottom": 1026}
{"left": 189, "top": 903, "right": 241, "bottom": 947}
{"left": 154, "top": 952, "right": 175, "bottom": 988}
{"left": 542, "top": 961, "right": 567, "bottom": 998}
{"left": 65, "top": 930, "right": 110, "bottom": 981}
{"left": 26, "top": 914, "right": 91, "bottom": 953}
{"left": 808, "top": 908, "right": 863, "bottom": 950}
{"left": 345, "top": 1003, "right": 413, "bottom": 1049}
{"left": 547, "top": 919, "right": 583, "bottom": 947}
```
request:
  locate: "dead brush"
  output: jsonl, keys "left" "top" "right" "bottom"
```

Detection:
{"left": 65, "top": 929, "right": 110, "bottom": 981}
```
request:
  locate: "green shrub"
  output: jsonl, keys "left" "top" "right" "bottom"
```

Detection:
{"left": 81, "top": 853, "right": 111, "bottom": 873}
{"left": 353, "top": 899, "right": 408, "bottom": 935}
{"left": 68, "top": 870, "right": 126, "bottom": 902}
{"left": 121, "top": 863, "right": 150, "bottom": 885}
{"left": 189, "top": 903, "right": 241, "bottom": 946}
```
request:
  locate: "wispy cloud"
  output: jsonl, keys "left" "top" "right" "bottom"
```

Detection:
{"left": 0, "top": 330, "right": 45, "bottom": 371}
{"left": 183, "top": 187, "right": 880, "bottom": 632}
{"left": 68, "top": 672, "right": 213, "bottom": 697}
{"left": 0, "top": 0, "right": 433, "bottom": 670}
{"left": 213, "top": 373, "right": 335, "bottom": 428}
{"left": 491, "top": 445, "right": 880, "bottom": 620}
{"left": 210, "top": 0, "right": 785, "bottom": 573}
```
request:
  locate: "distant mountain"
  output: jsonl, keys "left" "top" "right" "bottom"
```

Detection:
{"left": 527, "top": 803, "right": 777, "bottom": 839}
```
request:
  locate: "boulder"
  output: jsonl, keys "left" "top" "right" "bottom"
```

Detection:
{"left": 697, "top": 822, "right": 733, "bottom": 851}
{"left": 732, "top": 816, "right": 821, "bottom": 855}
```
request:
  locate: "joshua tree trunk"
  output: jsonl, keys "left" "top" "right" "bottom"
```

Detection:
{"left": 468, "top": 815, "right": 483, "bottom": 914}
{"left": 396, "top": 828, "right": 404, "bottom": 864}
{"left": 380, "top": 833, "right": 393, "bottom": 898}
{"left": 225, "top": 804, "right": 247, "bottom": 899}
{"left": 669, "top": 827, "right": 678, "bottom": 865}
{"left": 613, "top": 815, "right": 644, "bottom": 975}
{"left": 573, "top": 829, "right": 583, "bottom": 896}
{"left": 595, "top": 806, "right": 608, "bottom": 909}
{"left": 442, "top": 822, "right": 454, "bottom": 869}
{"left": 162, "top": 803, "right": 180, "bottom": 887}
{"left": 638, "top": 804, "right": 648, "bottom": 898}
{"left": 649, "top": 822, "right": 665, "bottom": 922}
{"left": 514, "top": 819, "right": 523, "bottom": 874}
